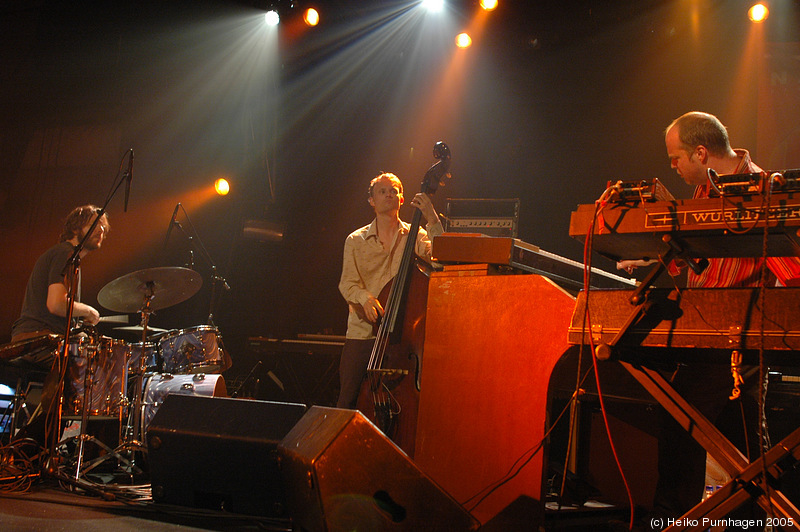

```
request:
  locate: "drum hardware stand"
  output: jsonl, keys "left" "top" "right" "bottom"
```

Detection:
{"left": 44, "top": 262, "right": 80, "bottom": 476}
{"left": 166, "top": 204, "right": 231, "bottom": 327}
{"left": 72, "top": 336, "right": 98, "bottom": 480}
{"left": 115, "top": 289, "right": 158, "bottom": 471}
{"left": 66, "top": 334, "right": 139, "bottom": 482}
{"left": 91, "top": 262, "right": 204, "bottom": 477}
{"left": 73, "top": 434, "right": 138, "bottom": 480}
{"left": 230, "top": 361, "right": 262, "bottom": 398}
{"left": 208, "top": 266, "right": 229, "bottom": 327}
{"left": 7, "top": 377, "right": 24, "bottom": 440}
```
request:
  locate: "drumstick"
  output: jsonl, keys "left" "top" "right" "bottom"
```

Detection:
{"left": 98, "top": 315, "right": 129, "bottom": 324}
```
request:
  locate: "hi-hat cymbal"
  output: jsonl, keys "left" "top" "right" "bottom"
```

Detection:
{"left": 98, "top": 267, "right": 202, "bottom": 313}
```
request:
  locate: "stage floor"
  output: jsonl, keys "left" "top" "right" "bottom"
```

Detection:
{"left": 0, "top": 481, "right": 635, "bottom": 532}
{"left": 0, "top": 482, "right": 293, "bottom": 532}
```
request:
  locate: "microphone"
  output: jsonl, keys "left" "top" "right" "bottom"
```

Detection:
{"left": 163, "top": 203, "right": 181, "bottom": 249}
{"left": 123, "top": 149, "right": 134, "bottom": 212}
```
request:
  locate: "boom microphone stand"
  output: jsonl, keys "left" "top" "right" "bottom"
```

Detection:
{"left": 165, "top": 204, "right": 231, "bottom": 326}
{"left": 46, "top": 149, "right": 133, "bottom": 481}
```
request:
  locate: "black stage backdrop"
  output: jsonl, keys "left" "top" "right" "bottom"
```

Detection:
{"left": 2, "top": 0, "right": 799, "bottom": 357}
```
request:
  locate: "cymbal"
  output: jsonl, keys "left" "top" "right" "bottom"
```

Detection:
{"left": 98, "top": 267, "right": 202, "bottom": 313}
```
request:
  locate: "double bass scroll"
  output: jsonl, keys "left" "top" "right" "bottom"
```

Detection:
{"left": 356, "top": 142, "right": 451, "bottom": 457}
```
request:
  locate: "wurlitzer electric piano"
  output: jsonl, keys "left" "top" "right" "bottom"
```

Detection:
{"left": 569, "top": 171, "right": 800, "bottom": 531}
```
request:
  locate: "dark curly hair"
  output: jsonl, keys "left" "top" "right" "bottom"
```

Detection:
{"left": 59, "top": 205, "right": 110, "bottom": 242}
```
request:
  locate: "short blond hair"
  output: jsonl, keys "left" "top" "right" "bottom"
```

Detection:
{"left": 368, "top": 172, "right": 403, "bottom": 197}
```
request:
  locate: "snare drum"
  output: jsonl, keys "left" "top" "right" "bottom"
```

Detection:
{"left": 159, "top": 325, "right": 225, "bottom": 374}
{"left": 140, "top": 373, "right": 227, "bottom": 436}
{"left": 128, "top": 342, "right": 160, "bottom": 374}
{"left": 65, "top": 336, "right": 129, "bottom": 417}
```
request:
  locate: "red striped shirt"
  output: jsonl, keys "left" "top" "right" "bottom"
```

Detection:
{"left": 677, "top": 150, "right": 800, "bottom": 287}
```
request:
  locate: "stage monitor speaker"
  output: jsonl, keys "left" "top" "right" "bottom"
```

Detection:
{"left": 147, "top": 395, "right": 307, "bottom": 517}
{"left": 278, "top": 406, "right": 479, "bottom": 532}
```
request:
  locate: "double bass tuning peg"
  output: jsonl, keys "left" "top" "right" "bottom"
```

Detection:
{"left": 433, "top": 141, "right": 451, "bottom": 161}
{"left": 429, "top": 141, "right": 452, "bottom": 188}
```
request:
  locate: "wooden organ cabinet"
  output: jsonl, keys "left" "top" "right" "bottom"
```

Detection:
{"left": 413, "top": 266, "right": 576, "bottom": 525}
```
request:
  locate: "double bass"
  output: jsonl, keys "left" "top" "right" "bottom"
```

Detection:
{"left": 356, "top": 142, "right": 451, "bottom": 457}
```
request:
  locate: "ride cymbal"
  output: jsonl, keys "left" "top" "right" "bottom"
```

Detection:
{"left": 98, "top": 267, "right": 202, "bottom": 313}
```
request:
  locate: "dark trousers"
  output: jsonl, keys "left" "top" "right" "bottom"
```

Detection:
{"left": 336, "top": 338, "right": 374, "bottom": 409}
{"left": 653, "top": 363, "right": 763, "bottom": 523}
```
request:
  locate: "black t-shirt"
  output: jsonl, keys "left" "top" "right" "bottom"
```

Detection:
{"left": 12, "top": 241, "right": 80, "bottom": 338}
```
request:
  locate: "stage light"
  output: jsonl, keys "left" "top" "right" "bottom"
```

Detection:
{"left": 214, "top": 178, "right": 230, "bottom": 196}
{"left": 480, "top": 0, "right": 498, "bottom": 11}
{"left": 455, "top": 32, "right": 472, "bottom": 48}
{"left": 748, "top": 3, "right": 769, "bottom": 22}
{"left": 304, "top": 8, "right": 319, "bottom": 27}
{"left": 422, "top": 0, "right": 445, "bottom": 13}
{"left": 264, "top": 10, "right": 280, "bottom": 26}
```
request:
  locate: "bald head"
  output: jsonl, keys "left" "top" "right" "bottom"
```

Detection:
{"left": 665, "top": 111, "right": 733, "bottom": 158}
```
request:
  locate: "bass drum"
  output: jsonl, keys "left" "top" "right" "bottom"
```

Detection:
{"left": 140, "top": 373, "right": 227, "bottom": 436}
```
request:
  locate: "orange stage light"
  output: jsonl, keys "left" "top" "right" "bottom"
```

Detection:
{"left": 748, "top": 3, "right": 769, "bottom": 23}
{"left": 304, "top": 8, "right": 320, "bottom": 27}
{"left": 214, "top": 178, "right": 230, "bottom": 196}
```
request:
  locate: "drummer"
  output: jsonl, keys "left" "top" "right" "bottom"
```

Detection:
{"left": 11, "top": 205, "right": 109, "bottom": 344}
{"left": 1, "top": 206, "right": 108, "bottom": 441}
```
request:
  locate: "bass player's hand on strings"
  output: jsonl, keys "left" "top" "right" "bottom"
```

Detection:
{"left": 410, "top": 193, "right": 440, "bottom": 225}
{"left": 362, "top": 295, "right": 385, "bottom": 324}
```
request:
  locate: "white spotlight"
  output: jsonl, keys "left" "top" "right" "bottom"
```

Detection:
{"left": 422, "top": 0, "right": 445, "bottom": 13}
{"left": 264, "top": 10, "right": 280, "bottom": 26}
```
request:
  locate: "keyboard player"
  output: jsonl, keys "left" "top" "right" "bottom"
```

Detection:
{"left": 618, "top": 112, "right": 800, "bottom": 524}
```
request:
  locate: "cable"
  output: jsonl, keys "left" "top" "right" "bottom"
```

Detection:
{"left": 0, "top": 438, "right": 45, "bottom": 493}
{"left": 579, "top": 188, "right": 635, "bottom": 529}
{"left": 462, "top": 366, "right": 595, "bottom": 512}
{"left": 756, "top": 173, "right": 777, "bottom": 518}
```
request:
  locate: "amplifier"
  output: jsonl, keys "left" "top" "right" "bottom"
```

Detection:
{"left": 238, "top": 336, "right": 344, "bottom": 407}
{"left": 445, "top": 198, "right": 520, "bottom": 238}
